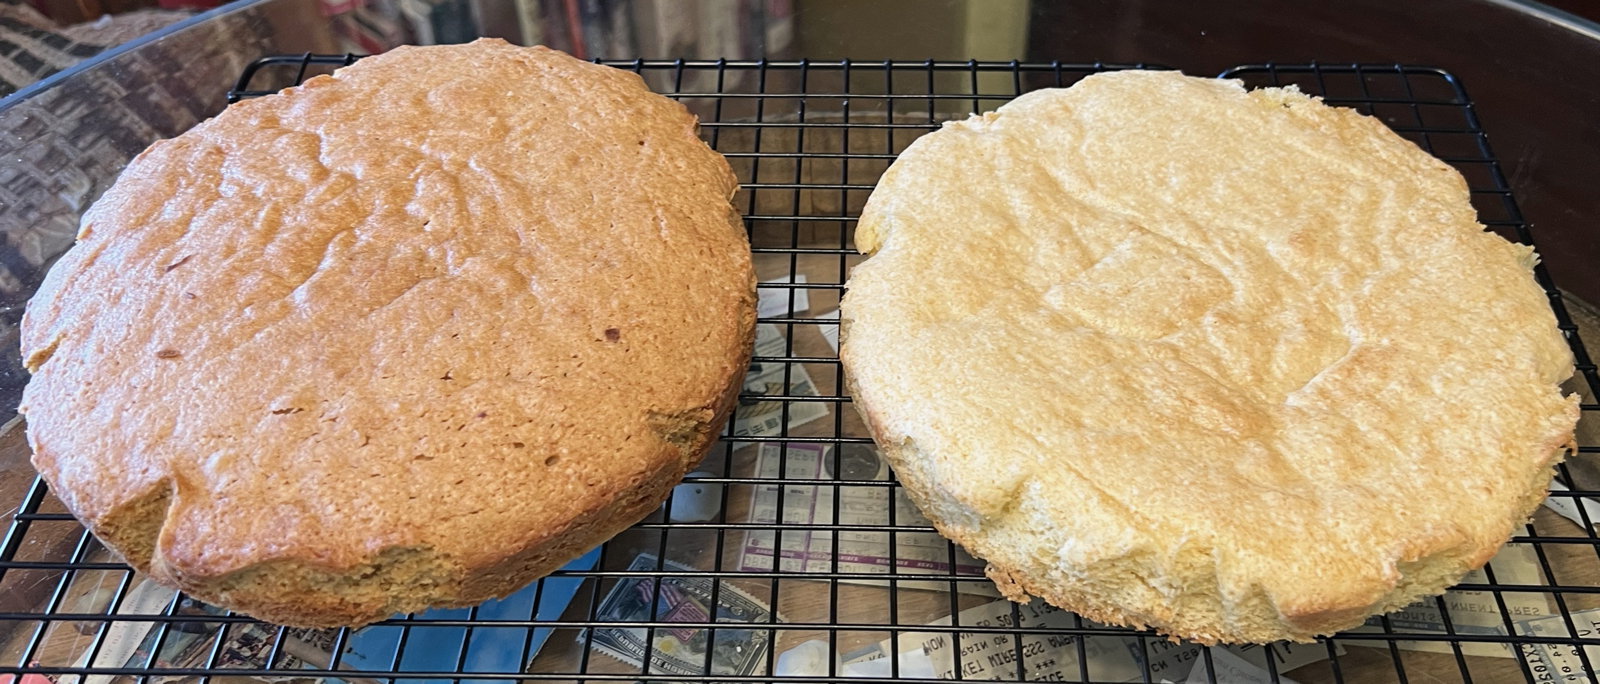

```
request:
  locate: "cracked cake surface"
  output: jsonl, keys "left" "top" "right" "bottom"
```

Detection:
{"left": 840, "top": 70, "right": 1578, "bottom": 643}
{"left": 20, "top": 39, "right": 755, "bottom": 627}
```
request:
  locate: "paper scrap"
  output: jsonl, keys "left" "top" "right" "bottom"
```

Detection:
{"left": 1544, "top": 480, "right": 1600, "bottom": 530}
{"left": 839, "top": 597, "right": 1337, "bottom": 683}
{"left": 738, "top": 442, "right": 992, "bottom": 594}
{"left": 1517, "top": 607, "right": 1600, "bottom": 681}
{"left": 841, "top": 599, "right": 1143, "bottom": 681}
{"left": 775, "top": 639, "right": 839, "bottom": 677}
{"left": 585, "top": 553, "right": 776, "bottom": 679}
{"left": 733, "top": 324, "right": 829, "bottom": 438}
{"left": 83, "top": 577, "right": 178, "bottom": 684}
{"left": 758, "top": 276, "right": 810, "bottom": 318}
{"left": 1185, "top": 646, "right": 1302, "bottom": 684}
{"left": 1349, "top": 542, "right": 1550, "bottom": 658}
{"left": 1138, "top": 639, "right": 1334, "bottom": 683}
{"left": 669, "top": 472, "right": 724, "bottom": 523}
{"left": 839, "top": 646, "right": 938, "bottom": 679}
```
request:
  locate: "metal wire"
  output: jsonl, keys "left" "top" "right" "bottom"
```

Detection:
{"left": 0, "top": 57, "right": 1592, "bottom": 684}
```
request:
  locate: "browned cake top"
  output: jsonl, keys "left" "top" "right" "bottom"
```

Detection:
{"left": 21, "top": 40, "right": 753, "bottom": 585}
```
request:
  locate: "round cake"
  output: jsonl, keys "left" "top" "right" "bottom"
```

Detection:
{"left": 840, "top": 71, "right": 1579, "bottom": 643}
{"left": 20, "top": 39, "right": 755, "bottom": 627}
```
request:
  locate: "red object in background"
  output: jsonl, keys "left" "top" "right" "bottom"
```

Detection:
{"left": 320, "top": 0, "right": 362, "bottom": 17}
{"left": 561, "top": 0, "right": 585, "bottom": 59}
{"left": 22, "top": 0, "right": 179, "bottom": 25}
{"left": 1, "top": 673, "right": 56, "bottom": 684}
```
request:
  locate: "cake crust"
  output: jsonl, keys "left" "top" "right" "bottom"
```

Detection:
{"left": 21, "top": 39, "right": 755, "bottom": 627}
{"left": 840, "top": 70, "right": 1578, "bottom": 643}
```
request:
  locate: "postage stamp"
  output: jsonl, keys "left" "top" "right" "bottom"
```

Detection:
{"left": 585, "top": 553, "right": 776, "bottom": 679}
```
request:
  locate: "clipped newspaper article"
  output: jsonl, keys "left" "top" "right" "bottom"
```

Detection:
{"left": 48, "top": 552, "right": 599, "bottom": 684}
{"left": 757, "top": 275, "right": 810, "bottom": 319}
{"left": 43, "top": 571, "right": 338, "bottom": 684}
{"left": 737, "top": 441, "right": 994, "bottom": 594}
{"left": 1348, "top": 542, "right": 1551, "bottom": 658}
{"left": 839, "top": 598, "right": 1142, "bottom": 681}
{"left": 1139, "top": 638, "right": 1333, "bottom": 683}
{"left": 732, "top": 323, "right": 828, "bottom": 438}
{"left": 1544, "top": 480, "right": 1600, "bottom": 529}
{"left": 837, "top": 598, "right": 1333, "bottom": 682}
{"left": 1183, "top": 646, "right": 1304, "bottom": 684}
{"left": 583, "top": 553, "right": 776, "bottom": 680}
{"left": 1517, "top": 607, "right": 1600, "bottom": 681}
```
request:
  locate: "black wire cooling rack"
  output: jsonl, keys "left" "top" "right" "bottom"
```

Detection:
{"left": 0, "top": 57, "right": 1596, "bottom": 684}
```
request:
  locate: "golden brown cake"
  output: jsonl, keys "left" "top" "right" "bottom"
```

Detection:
{"left": 839, "top": 70, "right": 1579, "bottom": 643}
{"left": 20, "top": 39, "right": 755, "bottom": 628}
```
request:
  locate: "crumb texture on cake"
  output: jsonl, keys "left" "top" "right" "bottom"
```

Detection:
{"left": 841, "top": 70, "right": 1579, "bottom": 643}
{"left": 20, "top": 39, "right": 755, "bottom": 627}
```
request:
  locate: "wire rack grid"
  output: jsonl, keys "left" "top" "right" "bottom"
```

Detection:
{"left": 0, "top": 57, "right": 1595, "bottom": 684}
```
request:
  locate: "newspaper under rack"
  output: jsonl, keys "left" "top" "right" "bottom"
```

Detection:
{"left": 23, "top": 277, "right": 1600, "bottom": 681}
